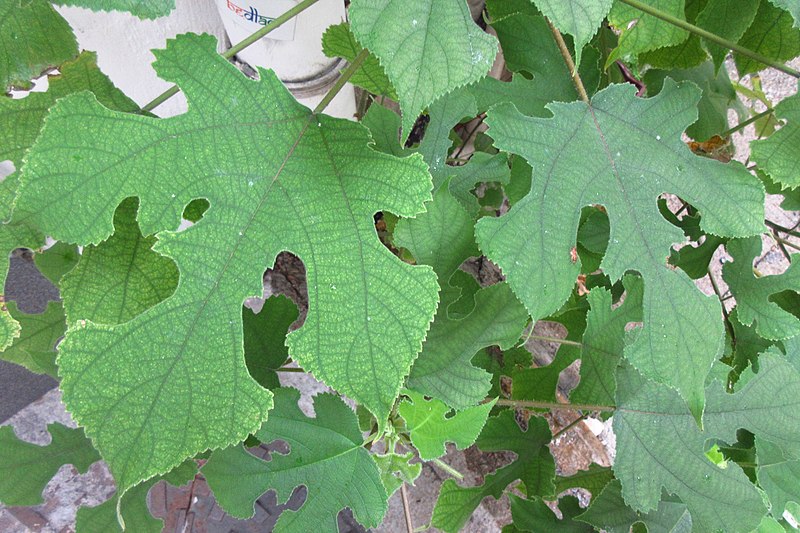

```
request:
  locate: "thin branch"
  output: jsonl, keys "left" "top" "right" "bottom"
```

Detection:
{"left": 313, "top": 48, "right": 370, "bottom": 114}
{"left": 766, "top": 220, "right": 800, "bottom": 239}
{"left": 552, "top": 413, "right": 589, "bottom": 440}
{"left": 774, "top": 235, "right": 800, "bottom": 252}
{"left": 526, "top": 335, "right": 583, "bottom": 347}
{"left": 431, "top": 457, "right": 465, "bottom": 480}
{"left": 276, "top": 366, "right": 305, "bottom": 373}
{"left": 453, "top": 114, "right": 487, "bottom": 159}
{"left": 141, "top": 0, "right": 321, "bottom": 112}
{"left": 618, "top": 0, "right": 800, "bottom": 78}
{"left": 707, "top": 267, "right": 735, "bottom": 342}
{"left": 400, "top": 484, "right": 415, "bottom": 533}
{"left": 547, "top": 19, "right": 590, "bottom": 104}
{"left": 720, "top": 108, "right": 775, "bottom": 138}
{"left": 494, "top": 398, "right": 615, "bottom": 412}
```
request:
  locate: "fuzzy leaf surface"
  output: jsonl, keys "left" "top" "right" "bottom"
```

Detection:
{"left": 16, "top": 33, "right": 437, "bottom": 491}
{"left": 0, "top": 424, "right": 100, "bottom": 506}
{"left": 723, "top": 237, "right": 800, "bottom": 341}
{"left": 349, "top": 0, "right": 498, "bottom": 137}
{"left": 752, "top": 92, "right": 800, "bottom": 188}
{"left": 613, "top": 353, "right": 800, "bottom": 532}
{"left": 735, "top": 1, "right": 800, "bottom": 74}
{"left": 608, "top": 0, "right": 688, "bottom": 63}
{"left": 60, "top": 198, "right": 179, "bottom": 325}
{"left": 53, "top": 0, "right": 175, "bottom": 18}
{"left": 768, "top": 0, "right": 800, "bottom": 26}
{"left": 0, "top": 0, "right": 78, "bottom": 91}
{"left": 576, "top": 479, "right": 692, "bottom": 533}
{"left": 321, "top": 23, "right": 396, "bottom": 99}
{"left": 373, "top": 451, "right": 421, "bottom": 497}
{"left": 510, "top": 494, "right": 593, "bottom": 532}
{"left": 398, "top": 390, "right": 495, "bottom": 460}
{"left": 530, "top": 0, "right": 613, "bottom": 66}
{"left": 203, "top": 389, "right": 387, "bottom": 532}
{"left": 476, "top": 81, "right": 764, "bottom": 418}
{"left": 756, "top": 436, "right": 800, "bottom": 518}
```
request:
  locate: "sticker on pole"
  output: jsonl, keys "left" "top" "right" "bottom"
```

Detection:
{"left": 221, "top": 0, "right": 298, "bottom": 41}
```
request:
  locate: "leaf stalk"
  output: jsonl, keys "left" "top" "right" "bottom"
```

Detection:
{"left": 546, "top": 19, "right": 590, "bottom": 104}
{"left": 494, "top": 398, "right": 615, "bottom": 412}
{"left": 313, "top": 48, "right": 371, "bottom": 114}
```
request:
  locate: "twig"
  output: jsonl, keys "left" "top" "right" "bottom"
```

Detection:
{"left": 547, "top": 19, "right": 590, "bottom": 104}
{"left": 766, "top": 220, "right": 800, "bottom": 238}
{"left": 313, "top": 48, "right": 371, "bottom": 114}
{"left": 494, "top": 398, "right": 615, "bottom": 412}
{"left": 618, "top": 0, "right": 800, "bottom": 78}
{"left": 141, "top": 0, "right": 321, "bottom": 112}
{"left": 720, "top": 108, "right": 775, "bottom": 138}
{"left": 707, "top": 267, "right": 735, "bottom": 342}
{"left": 431, "top": 458, "right": 465, "bottom": 480}
{"left": 552, "top": 413, "right": 590, "bottom": 440}
{"left": 526, "top": 335, "right": 583, "bottom": 347}
{"left": 400, "top": 484, "right": 415, "bottom": 533}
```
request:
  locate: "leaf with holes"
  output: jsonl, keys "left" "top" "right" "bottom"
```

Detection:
{"left": 398, "top": 390, "right": 495, "bottom": 460}
{"left": 16, "top": 33, "right": 438, "bottom": 493}
{"left": 203, "top": 388, "right": 387, "bottom": 532}
{"left": 0, "top": 423, "right": 100, "bottom": 506}
{"left": 723, "top": 237, "right": 800, "bottom": 341}
{"left": 349, "top": 0, "right": 498, "bottom": 138}
{"left": 476, "top": 80, "right": 764, "bottom": 420}
{"left": 613, "top": 352, "right": 800, "bottom": 533}
{"left": 0, "top": 300, "right": 64, "bottom": 377}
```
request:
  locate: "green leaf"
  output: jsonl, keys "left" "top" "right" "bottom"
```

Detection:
{"left": 554, "top": 464, "right": 615, "bottom": 496}
{"left": 723, "top": 237, "right": 800, "bottom": 341}
{"left": 735, "top": 1, "right": 800, "bottom": 75}
{"left": 53, "top": 0, "right": 176, "bottom": 19}
{"left": 1, "top": 300, "right": 64, "bottom": 376}
{"left": 0, "top": 0, "right": 78, "bottom": 91}
{"left": 322, "top": 23, "right": 396, "bottom": 99}
{"left": 476, "top": 80, "right": 763, "bottom": 420}
{"left": 432, "top": 411, "right": 555, "bottom": 532}
{"left": 576, "top": 479, "right": 692, "bottom": 533}
{"left": 349, "top": 0, "right": 498, "bottom": 137}
{"left": 613, "top": 353, "right": 800, "bottom": 532}
{"left": 203, "top": 389, "right": 387, "bottom": 532}
{"left": 76, "top": 460, "right": 196, "bottom": 533}
{"left": 0, "top": 51, "right": 137, "bottom": 219}
{"left": 768, "top": 0, "right": 800, "bottom": 27}
{"left": 696, "top": 0, "right": 761, "bottom": 70}
{"left": 373, "top": 451, "right": 422, "bottom": 497}
{"left": 729, "top": 308, "right": 776, "bottom": 377}
{"left": 644, "top": 61, "right": 744, "bottom": 141}
{"left": 417, "top": 89, "right": 477, "bottom": 183}
{"left": 752, "top": 92, "right": 800, "bottom": 189}
{"left": 398, "top": 390, "right": 496, "bottom": 460}
{"left": 571, "top": 276, "right": 643, "bottom": 407}
{"left": 447, "top": 152, "right": 511, "bottom": 213}
{"left": 17, "top": 33, "right": 438, "bottom": 491}
{"left": 510, "top": 494, "right": 594, "bottom": 532}
{"left": 530, "top": 0, "right": 614, "bottom": 66}
{"left": 362, "top": 102, "right": 408, "bottom": 158}
{"left": 0, "top": 423, "right": 100, "bottom": 506}
{"left": 243, "top": 295, "right": 298, "bottom": 390}
{"left": 60, "top": 197, "right": 179, "bottom": 325}
{"left": 608, "top": 0, "right": 689, "bottom": 64}
{"left": 395, "top": 186, "right": 478, "bottom": 281}
{"left": 34, "top": 242, "right": 80, "bottom": 285}
{"left": 488, "top": 8, "right": 600, "bottom": 108}
{"left": 757, "top": 436, "right": 800, "bottom": 518}
{"left": 396, "top": 188, "right": 528, "bottom": 408}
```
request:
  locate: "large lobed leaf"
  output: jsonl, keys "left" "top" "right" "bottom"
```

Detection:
{"left": 203, "top": 388, "right": 387, "bottom": 532}
{"left": 476, "top": 80, "right": 764, "bottom": 419}
{"left": 16, "top": 33, "right": 438, "bottom": 492}
{"left": 349, "top": 0, "right": 498, "bottom": 138}
{"left": 613, "top": 352, "right": 800, "bottom": 532}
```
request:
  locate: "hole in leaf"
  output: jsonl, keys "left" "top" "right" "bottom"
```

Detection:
{"left": 0, "top": 160, "right": 14, "bottom": 180}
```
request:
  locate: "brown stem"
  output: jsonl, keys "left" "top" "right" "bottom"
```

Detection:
{"left": 547, "top": 19, "right": 590, "bottom": 104}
